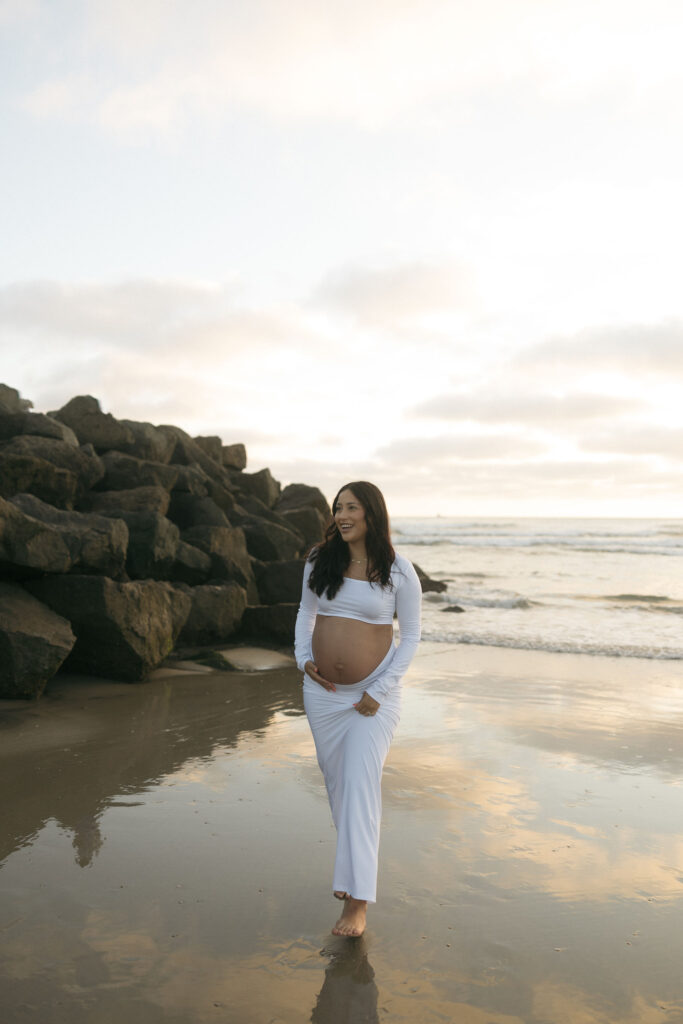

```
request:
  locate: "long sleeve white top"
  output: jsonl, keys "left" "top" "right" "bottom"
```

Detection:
{"left": 294, "top": 553, "right": 422, "bottom": 702}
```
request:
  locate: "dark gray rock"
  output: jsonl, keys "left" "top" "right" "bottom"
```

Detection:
{"left": 99, "top": 451, "right": 179, "bottom": 492}
{"left": 0, "top": 412, "right": 78, "bottom": 446}
{"left": 240, "top": 517, "right": 302, "bottom": 561}
{"left": 255, "top": 558, "right": 305, "bottom": 605}
{"left": 118, "top": 420, "right": 176, "bottom": 463}
{"left": 0, "top": 435, "right": 104, "bottom": 496}
{"left": 159, "top": 425, "right": 233, "bottom": 485}
{"left": 170, "top": 463, "right": 210, "bottom": 496}
{"left": 53, "top": 395, "right": 135, "bottom": 451}
{"left": 25, "top": 576, "right": 191, "bottom": 681}
{"left": 170, "top": 540, "right": 212, "bottom": 585}
{"left": 239, "top": 603, "right": 298, "bottom": 645}
{"left": 193, "top": 435, "right": 222, "bottom": 463}
{"left": 221, "top": 443, "right": 247, "bottom": 470}
{"left": 413, "top": 563, "right": 448, "bottom": 593}
{"left": 180, "top": 525, "right": 254, "bottom": 590}
{"left": 230, "top": 467, "right": 280, "bottom": 508}
{"left": 167, "top": 493, "right": 230, "bottom": 530}
{"left": 83, "top": 486, "right": 171, "bottom": 517}
{"left": 0, "top": 496, "right": 72, "bottom": 577}
{"left": 206, "top": 480, "right": 237, "bottom": 517}
{"left": 442, "top": 604, "right": 465, "bottom": 613}
{"left": 0, "top": 582, "right": 76, "bottom": 698}
{"left": 279, "top": 506, "right": 327, "bottom": 548}
{"left": 177, "top": 582, "right": 247, "bottom": 644}
{"left": 230, "top": 494, "right": 304, "bottom": 537}
{"left": 276, "top": 483, "right": 331, "bottom": 517}
{"left": 0, "top": 451, "right": 79, "bottom": 508}
{"left": 9, "top": 494, "right": 129, "bottom": 578}
{"left": 0, "top": 384, "right": 32, "bottom": 414}
{"left": 109, "top": 511, "right": 179, "bottom": 580}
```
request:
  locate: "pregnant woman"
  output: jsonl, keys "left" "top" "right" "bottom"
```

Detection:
{"left": 295, "top": 480, "right": 422, "bottom": 937}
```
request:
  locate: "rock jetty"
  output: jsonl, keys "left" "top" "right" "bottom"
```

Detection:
{"left": 0, "top": 385, "right": 329, "bottom": 698}
{"left": 0, "top": 384, "right": 439, "bottom": 700}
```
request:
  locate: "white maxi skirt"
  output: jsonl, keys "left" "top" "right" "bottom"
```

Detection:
{"left": 303, "top": 645, "right": 401, "bottom": 903}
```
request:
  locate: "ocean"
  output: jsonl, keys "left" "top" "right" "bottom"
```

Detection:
{"left": 393, "top": 517, "right": 683, "bottom": 661}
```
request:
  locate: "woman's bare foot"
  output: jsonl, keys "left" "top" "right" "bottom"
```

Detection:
{"left": 332, "top": 896, "right": 367, "bottom": 937}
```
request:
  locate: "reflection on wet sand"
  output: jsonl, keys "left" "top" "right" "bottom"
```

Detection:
{"left": 311, "top": 939, "right": 378, "bottom": 1024}
{"left": 0, "top": 667, "right": 305, "bottom": 867}
{"left": 1, "top": 644, "right": 683, "bottom": 1023}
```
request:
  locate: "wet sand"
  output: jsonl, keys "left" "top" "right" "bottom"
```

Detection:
{"left": 1, "top": 643, "right": 683, "bottom": 1023}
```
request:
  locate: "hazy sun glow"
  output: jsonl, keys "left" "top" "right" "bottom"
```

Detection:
{"left": 1, "top": 0, "right": 682, "bottom": 516}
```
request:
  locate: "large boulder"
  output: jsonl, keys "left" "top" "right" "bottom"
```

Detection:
{"left": 255, "top": 558, "right": 305, "bottom": 605}
{"left": 9, "top": 494, "right": 129, "bottom": 578}
{"left": 171, "top": 463, "right": 210, "bottom": 496}
{"left": 221, "top": 443, "right": 247, "bottom": 471}
{"left": 230, "top": 467, "right": 280, "bottom": 508}
{"left": 180, "top": 525, "right": 253, "bottom": 590}
{"left": 118, "top": 420, "right": 176, "bottom": 463}
{"left": 0, "top": 583, "right": 76, "bottom": 699}
{"left": 170, "top": 540, "right": 212, "bottom": 585}
{"left": 239, "top": 517, "right": 302, "bottom": 561}
{"left": 239, "top": 603, "right": 298, "bottom": 645}
{"left": 0, "top": 384, "right": 32, "bottom": 414}
{"left": 0, "top": 451, "right": 79, "bottom": 508}
{"left": 192, "top": 435, "right": 222, "bottom": 463}
{"left": 176, "top": 582, "right": 247, "bottom": 644}
{"left": 230, "top": 494, "right": 304, "bottom": 536}
{"left": 98, "top": 451, "right": 179, "bottom": 492}
{"left": 52, "top": 395, "right": 135, "bottom": 452}
{"left": 0, "top": 496, "right": 72, "bottom": 577}
{"left": 83, "top": 486, "right": 171, "bottom": 517}
{"left": 0, "top": 435, "right": 104, "bottom": 500}
{"left": 279, "top": 506, "right": 326, "bottom": 548}
{"left": 276, "top": 483, "right": 331, "bottom": 518}
{"left": 25, "top": 576, "right": 191, "bottom": 681}
{"left": 0, "top": 412, "right": 78, "bottom": 446}
{"left": 158, "top": 425, "right": 233, "bottom": 485}
{"left": 106, "top": 511, "right": 179, "bottom": 580}
{"left": 167, "top": 493, "right": 230, "bottom": 530}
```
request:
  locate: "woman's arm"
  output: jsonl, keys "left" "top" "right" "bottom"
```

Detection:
{"left": 294, "top": 559, "right": 318, "bottom": 672}
{"left": 364, "top": 558, "right": 422, "bottom": 702}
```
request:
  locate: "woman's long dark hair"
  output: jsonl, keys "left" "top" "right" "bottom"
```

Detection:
{"left": 308, "top": 481, "right": 395, "bottom": 599}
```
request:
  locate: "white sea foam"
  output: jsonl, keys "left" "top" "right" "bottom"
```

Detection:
{"left": 394, "top": 515, "right": 683, "bottom": 662}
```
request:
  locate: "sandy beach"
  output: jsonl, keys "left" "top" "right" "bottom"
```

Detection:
{"left": 1, "top": 643, "right": 682, "bottom": 1023}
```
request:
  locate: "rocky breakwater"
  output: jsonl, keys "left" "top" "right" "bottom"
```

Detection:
{"left": 0, "top": 384, "right": 330, "bottom": 699}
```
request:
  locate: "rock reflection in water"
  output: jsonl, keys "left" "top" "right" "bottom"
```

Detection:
{"left": 311, "top": 940, "right": 378, "bottom": 1024}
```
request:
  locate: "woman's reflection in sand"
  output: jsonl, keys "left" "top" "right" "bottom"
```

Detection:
{"left": 311, "top": 938, "right": 379, "bottom": 1024}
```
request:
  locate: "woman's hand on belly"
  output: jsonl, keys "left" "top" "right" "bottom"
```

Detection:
{"left": 304, "top": 660, "right": 337, "bottom": 693}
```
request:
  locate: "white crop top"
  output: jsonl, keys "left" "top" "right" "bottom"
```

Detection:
{"left": 294, "top": 552, "right": 422, "bottom": 701}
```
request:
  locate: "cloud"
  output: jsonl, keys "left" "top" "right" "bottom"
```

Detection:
{"left": 579, "top": 425, "right": 683, "bottom": 461}
{"left": 412, "top": 391, "right": 645, "bottom": 425}
{"left": 0, "top": 278, "right": 315, "bottom": 355}
{"left": 312, "top": 260, "right": 475, "bottom": 326}
{"left": 514, "top": 320, "right": 683, "bottom": 379}
{"left": 375, "top": 433, "right": 548, "bottom": 465}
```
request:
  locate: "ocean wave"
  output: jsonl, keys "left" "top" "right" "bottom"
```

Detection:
{"left": 460, "top": 596, "right": 537, "bottom": 610}
{"left": 399, "top": 536, "right": 683, "bottom": 556}
{"left": 421, "top": 630, "right": 683, "bottom": 661}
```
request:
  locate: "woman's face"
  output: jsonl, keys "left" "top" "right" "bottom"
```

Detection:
{"left": 334, "top": 489, "right": 368, "bottom": 545}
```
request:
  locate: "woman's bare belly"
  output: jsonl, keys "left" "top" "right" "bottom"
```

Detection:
{"left": 312, "top": 615, "right": 393, "bottom": 685}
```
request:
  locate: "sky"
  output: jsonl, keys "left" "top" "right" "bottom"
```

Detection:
{"left": 1, "top": 0, "right": 682, "bottom": 517}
